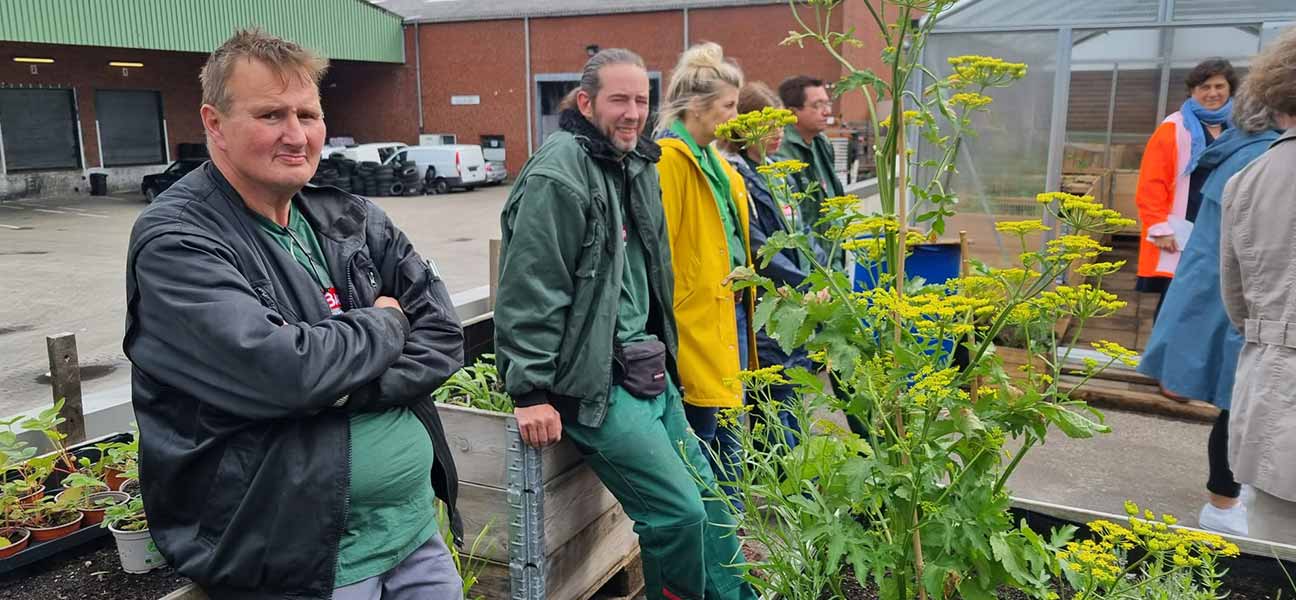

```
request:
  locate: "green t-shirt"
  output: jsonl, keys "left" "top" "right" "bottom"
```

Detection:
{"left": 252, "top": 203, "right": 438, "bottom": 588}
{"left": 669, "top": 120, "right": 746, "bottom": 269}
{"left": 614, "top": 194, "right": 656, "bottom": 345}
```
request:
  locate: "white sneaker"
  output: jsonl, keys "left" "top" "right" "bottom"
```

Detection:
{"left": 1198, "top": 501, "right": 1249, "bottom": 537}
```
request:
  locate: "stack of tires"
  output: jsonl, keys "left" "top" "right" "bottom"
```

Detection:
{"left": 313, "top": 155, "right": 426, "bottom": 197}
{"left": 391, "top": 159, "right": 423, "bottom": 196}
{"left": 309, "top": 153, "right": 357, "bottom": 193}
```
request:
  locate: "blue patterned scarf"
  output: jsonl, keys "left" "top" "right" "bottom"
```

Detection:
{"left": 1181, "top": 97, "right": 1233, "bottom": 173}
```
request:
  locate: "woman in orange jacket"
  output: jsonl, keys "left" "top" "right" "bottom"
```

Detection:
{"left": 1135, "top": 58, "right": 1237, "bottom": 318}
{"left": 655, "top": 42, "right": 755, "bottom": 511}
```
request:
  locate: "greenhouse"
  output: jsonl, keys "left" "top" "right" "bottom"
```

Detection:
{"left": 921, "top": 0, "right": 1296, "bottom": 263}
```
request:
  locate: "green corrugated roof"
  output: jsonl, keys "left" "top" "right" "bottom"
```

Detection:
{"left": 0, "top": 0, "right": 405, "bottom": 63}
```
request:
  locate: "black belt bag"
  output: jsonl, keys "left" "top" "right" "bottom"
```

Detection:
{"left": 613, "top": 339, "right": 668, "bottom": 399}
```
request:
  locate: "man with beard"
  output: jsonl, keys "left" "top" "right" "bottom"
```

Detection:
{"left": 493, "top": 49, "right": 755, "bottom": 600}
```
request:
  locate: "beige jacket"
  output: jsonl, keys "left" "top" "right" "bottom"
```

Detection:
{"left": 1221, "top": 128, "right": 1296, "bottom": 501}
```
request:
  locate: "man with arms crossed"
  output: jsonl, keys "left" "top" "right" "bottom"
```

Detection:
{"left": 124, "top": 29, "right": 464, "bottom": 599}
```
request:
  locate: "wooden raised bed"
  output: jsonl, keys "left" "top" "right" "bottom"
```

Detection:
{"left": 440, "top": 402, "right": 640, "bottom": 600}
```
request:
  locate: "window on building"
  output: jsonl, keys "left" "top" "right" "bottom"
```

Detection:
{"left": 0, "top": 88, "right": 81, "bottom": 171}
{"left": 96, "top": 90, "right": 165, "bottom": 166}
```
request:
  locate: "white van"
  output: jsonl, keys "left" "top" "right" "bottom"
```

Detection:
{"left": 386, "top": 145, "right": 487, "bottom": 193}
{"left": 340, "top": 142, "right": 407, "bottom": 164}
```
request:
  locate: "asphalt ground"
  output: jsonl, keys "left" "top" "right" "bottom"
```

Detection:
{"left": 0, "top": 184, "right": 510, "bottom": 419}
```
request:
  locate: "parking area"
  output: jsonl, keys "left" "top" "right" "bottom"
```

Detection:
{"left": 0, "top": 185, "right": 510, "bottom": 418}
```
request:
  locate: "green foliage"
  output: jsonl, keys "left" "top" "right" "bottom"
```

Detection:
{"left": 438, "top": 503, "right": 496, "bottom": 600}
{"left": 103, "top": 496, "right": 147, "bottom": 531}
{"left": 695, "top": 1, "right": 1146, "bottom": 598}
{"left": 434, "top": 354, "right": 514, "bottom": 413}
{"left": 22, "top": 495, "right": 80, "bottom": 529}
{"left": 1062, "top": 505, "right": 1238, "bottom": 600}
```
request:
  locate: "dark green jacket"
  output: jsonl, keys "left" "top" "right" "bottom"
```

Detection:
{"left": 495, "top": 109, "right": 680, "bottom": 428}
{"left": 776, "top": 125, "right": 844, "bottom": 234}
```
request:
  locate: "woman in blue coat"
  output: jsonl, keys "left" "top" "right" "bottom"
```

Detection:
{"left": 718, "top": 82, "right": 828, "bottom": 449}
{"left": 1138, "top": 92, "right": 1280, "bottom": 537}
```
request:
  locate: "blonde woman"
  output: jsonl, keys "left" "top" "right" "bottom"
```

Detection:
{"left": 655, "top": 42, "right": 755, "bottom": 512}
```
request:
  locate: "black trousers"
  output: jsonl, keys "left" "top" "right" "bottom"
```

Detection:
{"left": 1207, "top": 409, "right": 1242, "bottom": 498}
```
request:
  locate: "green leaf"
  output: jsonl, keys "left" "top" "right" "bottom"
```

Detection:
{"left": 990, "top": 533, "right": 1030, "bottom": 585}
{"left": 752, "top": 294, "right": 780, "bottom": 333}
{"left": 784, "top": 366, "right": 825, "bottom": 395}
{"left": 773, "top": 305, "right": 808, "bottom": 353}
{"left": 952, "top": 408, "right": 985, "bottom": 437}
{"left": 1043, "top": 404, "right": 1110, "bottom": 439}
{"left": 837, "top": 69, "right": 885, "bottom": 98}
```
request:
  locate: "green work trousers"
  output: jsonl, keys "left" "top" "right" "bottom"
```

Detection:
{"left": 564, "top": 384, "right": 755, "bottom": 600}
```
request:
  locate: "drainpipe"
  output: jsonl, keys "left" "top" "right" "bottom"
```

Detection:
{"left": 525, "top": 17, "right": 533, "bottom": 155}
{"left": 683, "top": 8, "right": 689, "bottom": 49}
{"left": 414, "top": 23, "right": 424, "bottom": 134}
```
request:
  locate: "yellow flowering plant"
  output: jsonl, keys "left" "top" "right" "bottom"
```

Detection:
{"left": 1059, "top": 503, "right": 1238, "bottom": 600}
{"left": 685, "top": 2, "right": 1155, "bottom": 600}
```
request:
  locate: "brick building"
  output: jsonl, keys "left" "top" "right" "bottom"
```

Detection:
{"left": 0, "top": 0, "right": 883, "bottom": 199}
{"left": 384, "top": 0, "right": 887, "bottom": 175}
{"left": 0, "top": 0, "right": 411, "bottom": 199}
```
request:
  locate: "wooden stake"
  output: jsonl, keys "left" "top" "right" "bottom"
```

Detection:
{"left": 46, "top": 332, "right": 85, "bottom": 445}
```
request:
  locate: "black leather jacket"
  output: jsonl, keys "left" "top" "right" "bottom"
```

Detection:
{"left": 124, "top": 163, "right": 462, "bottom": 599}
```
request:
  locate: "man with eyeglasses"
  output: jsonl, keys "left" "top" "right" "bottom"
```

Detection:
{"left": 776, "top": 75, "right": 844, "bottom": 233}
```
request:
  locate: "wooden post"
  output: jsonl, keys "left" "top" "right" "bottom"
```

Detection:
{"left": 488, "top": 238, "right": 501, "bottom": 312}
{"left": 46, "top": 332, "right": 86, "bottom": 445}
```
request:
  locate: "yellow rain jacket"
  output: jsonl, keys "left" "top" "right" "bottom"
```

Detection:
{"left": 657, "top": 136, "right": 757, "bottom": 408}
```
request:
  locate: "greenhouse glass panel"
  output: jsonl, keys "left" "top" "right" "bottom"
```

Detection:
{"left": 1172, "top": 0, "right": 1296, "bottom": 21}
{"left": 1066, "top": 29, "right": 1164, "bottom": 172}
{"left": 919, "top": 31, "right": 1057, "bottom": 266}
{"left": 938, "top": 0, "right": 1158, "bottom": 29}
{"left": 1161, "top": 26, "right": 1259, "bottom": 118}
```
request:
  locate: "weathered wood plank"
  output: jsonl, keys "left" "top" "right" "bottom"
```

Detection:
{"left": 474, "top": 503, "right": 640, "bottom": 600}
{"left": 46, "top": 332, "right": 85, "bottom": 445}
{"left": 438, "top": 403, "right": 584, "bottom": 489}
{"left": 458, "top": 461, "right": 620, "bottom": 563}
{"left": 1069, "top": 385, "right": 1219, "bottom": 424}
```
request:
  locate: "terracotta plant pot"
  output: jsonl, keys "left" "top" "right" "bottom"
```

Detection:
{"left": 55, "top": 483, "right": 111, "bottom": 505}
{"left": 17, "top": 485, "right": 45, "bottom": 506}
{"left": 0, "top": 527, "right": 31, "bottom": 559}
{"left": 104, "top": 468, "right": 127, "bottom": 492}
{"left": 74, "top": 491, "right": 131, "bottom": 527}
{"left": 27, "top": 511, "right": 84, "bottom": 542}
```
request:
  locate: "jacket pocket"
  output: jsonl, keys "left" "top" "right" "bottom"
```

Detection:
{"left": 250, "top": 279, "right": 290, "bottom": 326}
{"left": 350, "top": 253, "right": 382, "bottom": 308}
{"left": 574, "top": 201, "right": 607, "bottom": 279}
{"left": 197, "top": 435, "right": 259, "bottom": 542}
